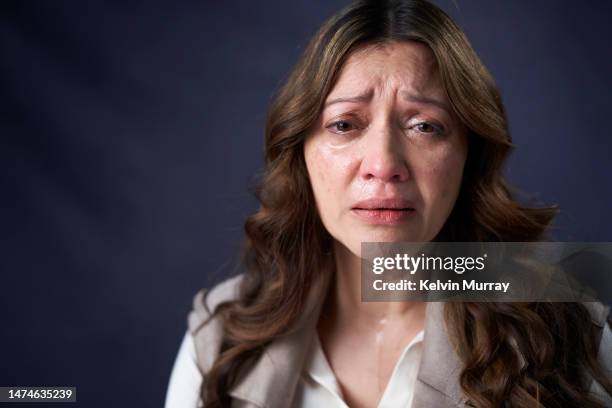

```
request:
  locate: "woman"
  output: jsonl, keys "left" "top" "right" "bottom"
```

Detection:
{"left": 165, "top": 0, "right": 612, "bottom": 407}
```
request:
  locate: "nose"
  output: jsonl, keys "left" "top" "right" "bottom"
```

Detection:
{"left": 359, "top": 121, "right": 410, "bottom": 182}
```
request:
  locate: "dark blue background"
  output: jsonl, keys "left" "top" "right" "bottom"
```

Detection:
{"left": 1, "top": 1, "right": 611, "bottom": 406}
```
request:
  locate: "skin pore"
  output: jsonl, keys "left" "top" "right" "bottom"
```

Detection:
{"left": 304, "top": 41, "right": 468, "bottom": 407}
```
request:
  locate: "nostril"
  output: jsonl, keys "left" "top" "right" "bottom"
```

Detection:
{"left": 359, "top": 155, "right": 410, "bottom": 182}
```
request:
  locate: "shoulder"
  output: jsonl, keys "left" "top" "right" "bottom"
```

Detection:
{"left": 165, "top": 275, "right": 245, "bottom": 408}
{"left": 589, "top": 302, "right": 611, "bottom": 369}
{"left": 583, "top": 301, "right": 612, "bottom": 404}
{"left": 164, "top": 331, "right": 203, "bottom": 408}
{"left": 188, "top": 273, "right": 244, "bottom": 334}
{"left": 599, "top": 319, "right": 612, "bottom": 370}
{"left": 186, "top": 274, "right": 244, "bottom": 375}
{"left": 581, "top": 301, "right": 611, "bottom": 366}
{"left": 582, "top": 301, "right": 610, "bottom": 329}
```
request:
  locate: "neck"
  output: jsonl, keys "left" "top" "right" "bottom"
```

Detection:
{"left": 325, "top": 240, "right": 426, "bottom": 327}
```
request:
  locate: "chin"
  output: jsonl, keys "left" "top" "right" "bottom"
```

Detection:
{"left": 346, "top": 234, "right": 423, "bottom": 255}
{"left": 358, "top": 227, "right": 424, "bottom": 243}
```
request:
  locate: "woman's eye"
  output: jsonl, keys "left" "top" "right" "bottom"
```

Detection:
{"left": 327, "top": 120, "right": 356, "bottom": 134}
{"left": 410, "top": 121, "right": 444, "bottom": 135}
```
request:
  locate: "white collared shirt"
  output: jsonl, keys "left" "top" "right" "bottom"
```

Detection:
{"left": 165, "top": 329, "right": 425, "bottom": 408}
{"left": 296, "top": 330, "right": 425, "bottom": 408}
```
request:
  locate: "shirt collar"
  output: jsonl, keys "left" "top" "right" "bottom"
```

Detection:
{"left": 304, "top": 328, "right": 425, "bottom": 406}
{"left": 305, "top": 329, "right": 425, "bottom": 386}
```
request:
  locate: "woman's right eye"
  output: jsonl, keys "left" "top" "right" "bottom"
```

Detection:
{"left": 327, "top": 120, "right": 356, "bottom": 134}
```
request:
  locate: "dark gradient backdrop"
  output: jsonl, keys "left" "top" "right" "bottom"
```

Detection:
{"left": 2, "top": 1, "right": 611, "bottom": 407}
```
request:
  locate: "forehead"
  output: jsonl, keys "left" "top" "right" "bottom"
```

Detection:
{"left": 328, "top": 41, "right": 443, "bottom": 98}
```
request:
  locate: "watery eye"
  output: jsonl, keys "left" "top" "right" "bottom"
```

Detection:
{"left": 415, "top": 122, "right": 437, "bottom": 133}
{"left": 330, "top": 120, "right": 354, "bottom": 133}
{"left": 412, "top": 122, "right": 443, "bottom": 134}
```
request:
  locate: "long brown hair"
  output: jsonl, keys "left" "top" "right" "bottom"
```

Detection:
{"left": 202, "top": 0, "right": 612, "bottom": 406}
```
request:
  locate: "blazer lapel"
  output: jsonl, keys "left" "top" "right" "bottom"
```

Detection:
{"left": 412, "top": 302, "right": 467, "bottom": 408}
{"left": 229, "top": 272, "right": 331, "bottom": 408}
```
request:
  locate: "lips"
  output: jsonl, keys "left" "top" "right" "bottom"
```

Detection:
{"left": 352, "top": 198, "right": 416, "bottom": 211}
{"left": 351, "top": 198, "right": 416, "bottom": 225}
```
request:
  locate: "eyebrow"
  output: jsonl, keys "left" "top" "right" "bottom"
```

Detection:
{"left": 400, "top": 91, "right": 451, "bottom": 114}
{"left": 323, "top": 90, "right": 373, "bottom": 108}
{"left": 323, "top": 89, "right": 451, "bottom": 114}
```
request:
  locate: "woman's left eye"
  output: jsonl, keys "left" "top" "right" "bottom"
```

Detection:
{"left": 410, "top": 121, "right": 444, "bottom": 135}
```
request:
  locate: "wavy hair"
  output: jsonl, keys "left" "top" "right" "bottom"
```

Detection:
{"left": 201, "top": 0, "right": 612, "bottom": 406}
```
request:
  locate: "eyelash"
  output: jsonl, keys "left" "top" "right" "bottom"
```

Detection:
{"left": 327, "top": 120, "right": 359, "bottom": 133}
{"left": 326, "top": 119, "right": 445, "bottom": 136}
{"left": 411, "top": 122, "right": 445, "bottom": 136}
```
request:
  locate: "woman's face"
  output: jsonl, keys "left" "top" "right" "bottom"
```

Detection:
{"left": 304, "top": 41, "right": 468, "bottom": 256}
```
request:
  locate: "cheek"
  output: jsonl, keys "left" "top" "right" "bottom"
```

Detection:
{"left": 305, "top": 142, "right": 338, "bottom": 217}
{"left": 414, "top": 143, "right": 467, "bottom": 207}
{"left": 305, "top": 141, "right": 354, "bottom": 201}
{"left": 306, "top": 148, "right": 331, "bottom": 201}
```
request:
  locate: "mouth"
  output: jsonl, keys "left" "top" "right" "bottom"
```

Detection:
{"left": 351, "top": 208, "right": 415, "bottom": 223}
{"left": 351, "top": 198, "right": 416, "bottom": 225}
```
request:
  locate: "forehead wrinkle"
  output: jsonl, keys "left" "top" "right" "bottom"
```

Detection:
{"left": 336, "top": 42, "right": 441, "bottom": 96}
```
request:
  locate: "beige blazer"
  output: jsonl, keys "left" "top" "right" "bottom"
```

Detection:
{"left": 187, "top": 273, "right": 612, "bottom": 408}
